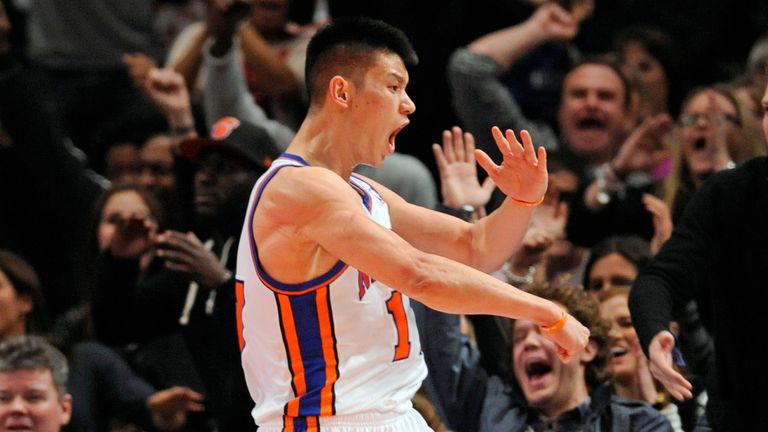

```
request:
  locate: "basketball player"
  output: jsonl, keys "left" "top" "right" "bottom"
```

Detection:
{"left": 235, "top": 17, "right": 590, "bottom": 431}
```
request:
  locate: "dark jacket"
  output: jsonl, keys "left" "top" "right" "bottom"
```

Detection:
{"left": 630, "top": 156, "right": 768, "bottom": 431}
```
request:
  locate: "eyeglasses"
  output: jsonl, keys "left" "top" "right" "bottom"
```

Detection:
{"left": 679, "top": 112, "right": 741, "bottom": 127}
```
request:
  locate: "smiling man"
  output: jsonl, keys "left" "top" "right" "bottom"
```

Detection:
{"left": 0, "top": 336, "right": 72, "bottom": 432}
{"left": 235, "top": 17, "right": 590, "bottom": 431}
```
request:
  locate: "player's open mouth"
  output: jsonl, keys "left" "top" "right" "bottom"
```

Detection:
{"left": 389, "top": 122, "right": 409, "bottom": 152}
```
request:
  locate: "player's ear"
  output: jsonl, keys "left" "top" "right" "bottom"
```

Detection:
{"left": 330, "top": 76, "right": 351, "bottom": 107}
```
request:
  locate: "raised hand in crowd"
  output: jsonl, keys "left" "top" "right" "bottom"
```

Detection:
{"left": 582, "top": 113, "right": 673, "bottom": 212}
{"left": 154, "top": 230, "right": 230, "bottom": 289}
{"left": 503, "top": 190, "right": 568, "bottom": 285}
{"left": 642, "top": 193, "right": 672, "bottom": 255}
{"left": 528, "top": 0, "right": 594, "bottom": 23}
{"left": 612, "top": 113, "right": 674, "bottom": 175}
{"left": 432, "top": 126, "right": 495, "bottom": 218}
{"left": 522, "top": 1, "right": 580, "bottom": 45}
{"left": 143, "top": 68, "right": 196, "bottom": 137}
{"left": 107, "top": 213, "right": 159, "bottom": 260}
{"left": 148, "top": 386, "right": 206, "bottom": 431}
{"left": 208, "top": 0, "right": 253, "bottom": 54}
{"left": 470, "top": 1, "right": 580, "bottom": 71}
{"left": 123, "top": 52, "right": 159, "bottom": 90}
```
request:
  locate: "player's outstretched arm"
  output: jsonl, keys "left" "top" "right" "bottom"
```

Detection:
{"left": 256, "top": 166, "right": 589, "bottom": 360}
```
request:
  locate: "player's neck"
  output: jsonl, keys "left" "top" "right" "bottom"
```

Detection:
{"left": 288, "top": 115, "right": 358, "bottom": 179}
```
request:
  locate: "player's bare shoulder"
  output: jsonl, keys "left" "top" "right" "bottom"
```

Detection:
{"left": 254, "top": 166, "right": 362, "bottom": 230}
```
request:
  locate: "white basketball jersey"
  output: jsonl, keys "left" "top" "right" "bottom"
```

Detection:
{"left": 235, "top": 154, "right": 427, "bottom": 430}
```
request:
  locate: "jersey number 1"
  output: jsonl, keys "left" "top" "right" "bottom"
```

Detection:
{"left": 385, "top": 291, "right": 411, "bottom": 361}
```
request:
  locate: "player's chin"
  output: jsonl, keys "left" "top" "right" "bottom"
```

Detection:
{"left": 361, "top": 157, "right": 386, "bottom": 169}
{"left": 367, "top": 149, "right": 389, "bottom": 167}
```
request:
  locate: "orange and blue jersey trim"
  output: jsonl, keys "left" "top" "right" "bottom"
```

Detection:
{"left": 282, "top": 415, "right": 320, "bottom": 432}
{"left": 275, "top": 285, "right": 339, "bottom": 428}
{"left": 235, "top": 279, "right": 246, "bottom": 351}
{"left": 246, "top": 153, "right": 341, "bottom": 424}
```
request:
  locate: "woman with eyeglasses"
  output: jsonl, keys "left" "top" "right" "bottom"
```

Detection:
{"left": 662, "top": 85, "right": 764, "bottom": 222}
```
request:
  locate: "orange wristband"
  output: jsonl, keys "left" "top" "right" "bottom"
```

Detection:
{"left": 509, "top": 194, "right": 545, "bottom": 207}
{"left": 540, "top": 310, "right": 567, "bottom": 333}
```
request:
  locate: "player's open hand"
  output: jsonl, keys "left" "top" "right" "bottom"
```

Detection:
{"left": 475, "top": 127, "right": 548, "bottom": 205}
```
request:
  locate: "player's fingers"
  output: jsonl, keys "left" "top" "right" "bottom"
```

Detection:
{"left": 475, "top": 149, "right": 498, "bottom": 177}
{"left": 537, "top": 146, "right": 548, "bottom": 174}
{"left": 491, "top": 126, "right": 512, "bottom": 158}
{"left": 519, "top": 130, "right": 537, "bottom": 164}
{"left": 557, "top": 346, "right": 573, "bottom": 363}
{"left": 504, "top": 129, "right": 524, "bottom": 158}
